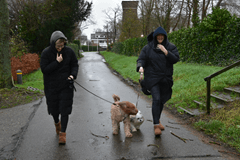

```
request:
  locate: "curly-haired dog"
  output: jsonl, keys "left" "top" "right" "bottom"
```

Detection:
{"left": 111, "top": 94, "right": 138, "bottom": 137}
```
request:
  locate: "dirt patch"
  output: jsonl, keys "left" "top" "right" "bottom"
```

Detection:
{"left": 0, "top": 87, "right": 44, "bottom": 109}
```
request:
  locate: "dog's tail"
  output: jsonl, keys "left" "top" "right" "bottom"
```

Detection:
{"left": 112, "top": 94, "right": 120, "bottom": 102}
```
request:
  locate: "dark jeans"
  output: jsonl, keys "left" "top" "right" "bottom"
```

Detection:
{"left": 151, "top": 83, "right": 164, "bottom": 125}
{"left": 52, "top": 113, "right": 69, "bottom": 132}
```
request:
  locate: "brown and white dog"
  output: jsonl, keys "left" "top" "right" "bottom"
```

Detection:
{"left": 110, "top": 94, "right": 138, "bottom": 137}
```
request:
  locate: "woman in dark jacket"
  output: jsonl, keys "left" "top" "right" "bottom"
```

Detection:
{"left": 137, "top": 27, "right": 179, "bottom": 136}
{"left": 40, "top": 31, "right": 79, "bottom": 144}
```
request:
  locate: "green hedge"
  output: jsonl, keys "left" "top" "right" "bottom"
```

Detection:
{"left": 112, "top": 7, "right": 240, "bottom": 66}
{"left": 73, "top": 40, "right": 80, "bottom": 50}
{"left": 67, "top": 43, "right": 81, "bottom": 58}
{"left": 81, "top": 45, "right": 98, "bottom": 51}
{"left": 112, "top": 37, "right": 147, "bottom": 56}
{"left": 168, "top": 7, "right": 240, "bottom": 66}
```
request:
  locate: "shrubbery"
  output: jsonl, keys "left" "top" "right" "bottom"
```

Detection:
{"left": 81, "top": 45, "right": 99, "bottom": 51}
{"left": 67, "top": 43, "right": 81, "bottom": 58}
{"left": 168, "top": 7, "right": 240, "bottom": 66}
{"left": 11, "top": 53, "right": 40, "bottom": 81}
{"left": 111, "top": 7, "right": 240, "bottom": 66}
{"left": 111, "top": 37, "right": 147, "bottom": 56}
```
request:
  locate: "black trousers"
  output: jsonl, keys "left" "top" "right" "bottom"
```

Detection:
{"left": 52, "top": 112, "right": 69, "bottom": 132}
{"left": 150, "top": 83, "right": 164, "bottom": 125}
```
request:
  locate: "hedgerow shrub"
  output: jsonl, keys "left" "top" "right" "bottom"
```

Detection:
{"left": 72, "top": 40, "right": 80, "bottom": 50}
{"left": 81, "top": 45, "right": 98, "bottom": 51}
{"left": 67, "top": 43, "right": 80, "bottom": 58}
{"left": 111, "top": 42, "right": 124, "bottom": 54}
{"left": 112, "top": 37, "right": 147, "bottom": 56}
{"left": 168, "top": 7, "right": 240, "bottom": 66}
{"left": 11, "top": 53, "right": 40, "bottom": 81}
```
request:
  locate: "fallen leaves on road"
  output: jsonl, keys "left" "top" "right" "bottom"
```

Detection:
{"left": 147, "top": 144, "right": 159, "bottom": 148}
{"left": 90, "top": 130, "right": 109, "bottom": 140}
{"left": 170, "top": 131, "right": 193, "bottom": 143}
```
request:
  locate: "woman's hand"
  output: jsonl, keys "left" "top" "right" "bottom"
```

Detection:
{"left": 56, "top": 53, "right": 63, "bottom": 62}
{"left": 68, "top": 75, "right": 74, "bottom": 80}
{"left": 139, "top": 67, "right": 144, "bottom": 80}
{"left": 157, "top": 44, "right": 168, "bottom": 56}
{"left": 139, "top": 67, "right": 144, "bottom": 73}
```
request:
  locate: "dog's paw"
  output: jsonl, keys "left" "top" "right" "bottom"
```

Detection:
{"left": 125, "top": 133, "right": 133, "bottom": 138}
{"left": 112, "top": 130, "right": 119, "bottom": 135}
{"left": 131, "top": 128, "right": 137, "bottom": 132}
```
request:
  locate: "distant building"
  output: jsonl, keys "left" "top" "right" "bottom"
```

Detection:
{"left": 91, "top": 32, "right": 114, "bottom": 49}
{"left": 80, "top": 35, "right": 87, "bottom": 45}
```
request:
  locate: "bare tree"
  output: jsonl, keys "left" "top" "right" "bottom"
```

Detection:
{"left": 103, "top": 5, "right": 121, "bottom": 43}
{"left": 219, "top": 0, "right": 240, "bottom": 17}
{"left": 139, "top": 0, "right": 155, "bottom": 36}
{"left": 172, "top": 0, "right": 185, "bottom": 31}
{"left": 216, "top": 0, "right": 224, "bottom": 8}
{"left": 192, "top": 0, "right": 199, "bottom": 27}
{"left": 185, "top": 0, "right": 192, "bottom": 28}
{"left": 202, "top": 0, "right": 211, "bottom": 20}
{"left": 73, "top": 15, "right": 96, "bottom": 40}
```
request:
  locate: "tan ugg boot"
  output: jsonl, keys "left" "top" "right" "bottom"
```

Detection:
{"left": 159, "top": 121, "right": 165, "bottom": 130}
{"left": 59, "top": 132, "right": 66, "bottom": 145}
{"left": 154, "top": 125, "right": 161, "bottom": 135}
{"left": 55, "top": 121, "right": 61, "bottom": 135}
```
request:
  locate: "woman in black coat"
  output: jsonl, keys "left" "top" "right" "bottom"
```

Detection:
{"left": 40, "top": 31, "right": 79, "bottom": 144}
{"left": 137, "top": 27, "right": 179, "bottom": 136}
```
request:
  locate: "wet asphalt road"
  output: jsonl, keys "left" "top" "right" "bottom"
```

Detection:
{"left": 11, "top": 52, "right": 228, "bottom": 159}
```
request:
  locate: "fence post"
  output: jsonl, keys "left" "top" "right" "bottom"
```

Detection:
{"left": 206, "top": 79, "right": 211, "bottom": 114}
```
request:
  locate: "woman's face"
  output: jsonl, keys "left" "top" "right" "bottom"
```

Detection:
{"left": 55, "top": 40, "right": 65, "bottom": 52}
{"left": 156, "top": 34, "right": 164, "bottom": 44}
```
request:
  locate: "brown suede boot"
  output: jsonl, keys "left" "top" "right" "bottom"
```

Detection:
{"left": 55, "top": 121, "right": 61, "bottom": 135}
{"left": 154, "top": 125, "right": 161, "bottom": 136}
{"left": 159, "top": 121, "right": 165, "bottom": 130}
{"left": 59, "top": 132, "right": 66, "bottom": 145}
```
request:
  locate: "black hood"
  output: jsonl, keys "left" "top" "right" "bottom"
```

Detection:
{"left": 50, "top": 31, "right": 68, "bottom": 52}
{"left": 147, "top": 27, "right": 168, "bottom": 47}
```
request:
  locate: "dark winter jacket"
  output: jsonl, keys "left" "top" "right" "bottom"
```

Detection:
{"left": 137, "top": 27, "right": 179, "bottom": 103}
{"left": 40, "top": 31, "right": 79, "bottom": 115}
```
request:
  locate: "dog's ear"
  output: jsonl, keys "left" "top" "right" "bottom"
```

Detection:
{"left": 119, "top": 101, "right": 138, "bottom": 115}
{"left": 112, "top": 94, "right": 120, "bottom": 102}
{"left": 118, "top": 102, "right": 127, "bottom": 108}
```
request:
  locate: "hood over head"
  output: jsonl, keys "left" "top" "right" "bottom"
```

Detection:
{"left": 50, "top": 31, "right": 68, "bottom": 51}
{"left": 147, "top": 26, "right": 168, "bottom": 47}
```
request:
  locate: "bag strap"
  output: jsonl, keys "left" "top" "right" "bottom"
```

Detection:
{"left": 139, "top": 45, "right": 151, "bottom": 81}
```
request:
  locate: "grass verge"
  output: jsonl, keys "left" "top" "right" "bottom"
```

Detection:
{"left": 101, "top": 51, "right": 240, "bottom": 152}
{"left": 0, "top": 70, "right": 44, "bottom": 109}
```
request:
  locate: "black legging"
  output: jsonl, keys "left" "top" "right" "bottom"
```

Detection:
{"left": 150, "top": 83, "right": 164, "bottom": 125}
{"left": 52, "top": 113, "right": 69, "bottom": 132}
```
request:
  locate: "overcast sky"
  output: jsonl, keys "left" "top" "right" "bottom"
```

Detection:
{"left": 82, "top": 0, "right": 125, "bottom": 39}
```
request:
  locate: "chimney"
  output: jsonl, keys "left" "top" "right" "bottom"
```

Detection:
{"left": 121, "top": 1, "right": 139, "bottom": 22}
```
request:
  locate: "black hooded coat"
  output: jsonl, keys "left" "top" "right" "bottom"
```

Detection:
{"left": 40, "top": 31, "right": 79, "bottom": 115}
{"left": 137, "top": 27, "right": 179, "bottom": 104}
